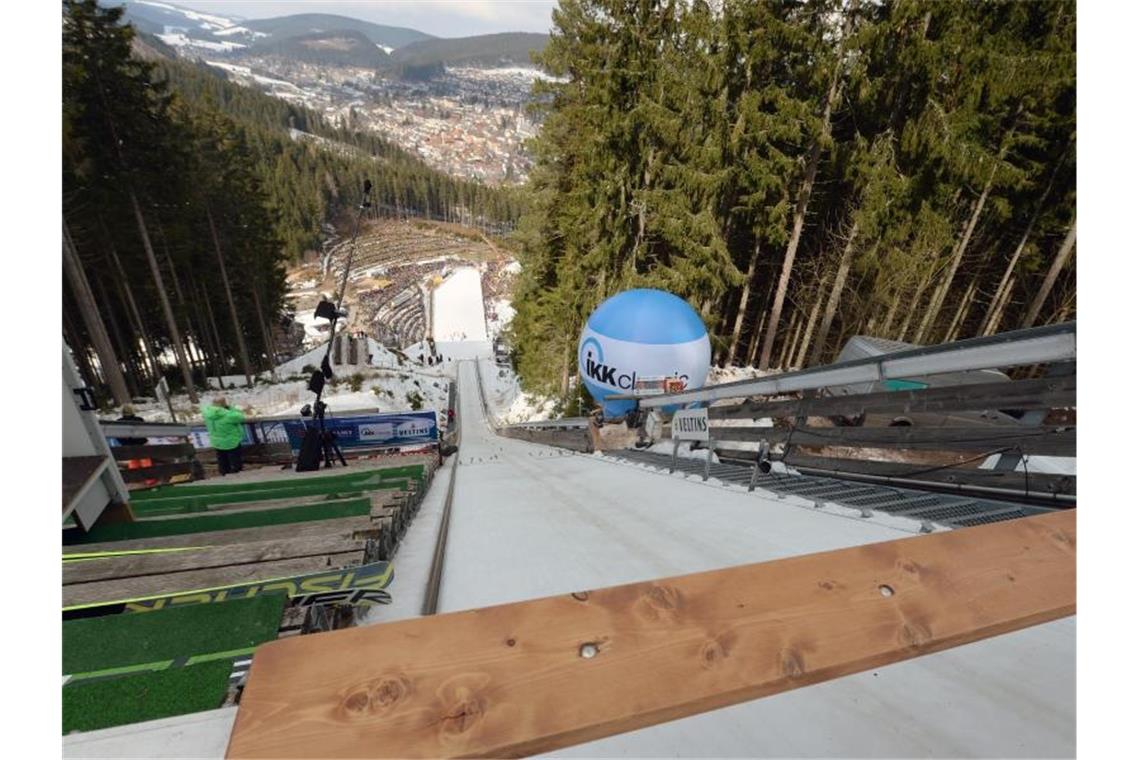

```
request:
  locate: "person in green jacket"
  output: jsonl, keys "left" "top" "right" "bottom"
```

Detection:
{"left": 202, "top": 396, "right": 247, "bottom": 475}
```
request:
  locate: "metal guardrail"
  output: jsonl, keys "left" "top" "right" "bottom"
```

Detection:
{"left": 506, "top": 418, "right": 590, "bottom": 430}
{"left": 612, "top": 322, "right": 1076, "bottom": 408}
{"left": 607, "top": 449, "right": 1055, "bottom": 529}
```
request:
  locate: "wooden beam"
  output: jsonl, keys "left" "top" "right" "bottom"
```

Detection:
{"left": 64, "top": 516, "right": 378, "bottom": 554}
{"left": 227, "top": 511, "right": 1075, "bottom": 759}
{"left": 708, "top": 375, "right": 1076, "bottom": 421}
{"left": 63, "top": 534, "right": 367, "bottom": 585}
{"left": 63, "top": 552, "right": 363, "bottom": 608}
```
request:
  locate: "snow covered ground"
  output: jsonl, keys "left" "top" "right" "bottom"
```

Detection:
{"left": 485, "top": 298, "right": 515, "bottom": 337}
{"left": 707, "top": 364, "right": 770, "bottom": 384}
{"left": 430, "top": 267, "right": 487, "bottom": 343}
{"left": 980, "top": 453, "right": 1076, "bottom": 475}
{"left": 479, "top": 360, "right": 557, "bottom": 425}
{"left": 129, "top": 368, "right": 450, "bottom": 425}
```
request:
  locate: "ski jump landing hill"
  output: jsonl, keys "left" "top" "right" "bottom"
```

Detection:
{"left": 67, "top": 322, "right": 1076, "bottom": 757}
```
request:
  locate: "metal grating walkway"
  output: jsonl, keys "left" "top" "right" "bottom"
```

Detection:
{"left": 604, "top": 448, "right": 1055, "bottom": 530}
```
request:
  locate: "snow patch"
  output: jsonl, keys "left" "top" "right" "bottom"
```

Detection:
{"left": 979, "top": 454, "right": 1076, "bottom": 476}
{"left": 645, "top": 441, "right": 720, "bottom": 463}
{"left": 486, "top": 298, "right": 515, "bottom": 337}
{"left": 158, "top": 33, "right": 245, "bottom": 52}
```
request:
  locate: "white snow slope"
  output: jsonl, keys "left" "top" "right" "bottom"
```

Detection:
{"left": 431, "top": 267, "right": 488, "bottom": 343}
{"left": 430, "top": 359, "right": 1074, "bottom": 758}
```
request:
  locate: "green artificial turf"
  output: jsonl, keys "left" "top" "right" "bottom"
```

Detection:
{"left": 64, "top": 593, "right": 287, "bottom": 675}
{"left": 62, "top": 496, "right": 372, "bottom": 545}
{"left": 128, "top": 487, "right": 374, "bottom": 517}
{"left": 63, "top": 661, "right": 233, "bottom": 734}
{"left": 130, "top": 464, "right": 424, "bottom": 501}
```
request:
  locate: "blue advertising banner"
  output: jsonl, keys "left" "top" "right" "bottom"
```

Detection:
{"left": 189, "top": 411, "right": 437, "bottom": 453}
{"left": 281, "top": 410, "right": 438, "bottom": 453}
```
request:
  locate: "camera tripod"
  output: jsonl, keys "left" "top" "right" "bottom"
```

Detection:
{"left": 296, "top": 400, "right": 347, "bottom": 471}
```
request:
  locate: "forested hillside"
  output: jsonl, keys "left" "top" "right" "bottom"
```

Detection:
{"left": 63, "top": 0, "right": 523, "bottom": 407}
{"left": 390, "top": 32, "right": 549, "bottom": 69}
{"left": 509, "top": 0, "right": 1076, "bottom": 399}
{"left": 157, "top": 60, "right": 525, "bottom": 256}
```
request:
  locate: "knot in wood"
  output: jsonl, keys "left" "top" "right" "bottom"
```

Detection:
{"left": 342, "top": 690, "right": 370, "bottom": 715}
{"left": 370, "top": 676, "right": 411, "bottom": 710}
{"left": 898, "top": 620, "right": 933, "bottom": 649}
{"left": 699, "top": 638, "right": 729, "bottom": 669}
{"left": 440, "top": 697, "right": 485, "bottom": 738}
{"left": 780, "top": 647, "right": 806, "bottom": 678}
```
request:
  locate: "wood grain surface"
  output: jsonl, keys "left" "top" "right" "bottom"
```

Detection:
{"left": 62, "top": 535, "right": 366, "bottom": 584}
{"left": 65, "top": 516, "right": 378, "bottom": 554}
{"left": 63, "top": 553, "right": 362, "bottom": 607}
{"left": 227, "top": 510, "right": 1075, "bottom": 759}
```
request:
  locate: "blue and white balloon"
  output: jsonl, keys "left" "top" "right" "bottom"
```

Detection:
{"left": 578, "top": 289, "right": 711, "bottom": 418}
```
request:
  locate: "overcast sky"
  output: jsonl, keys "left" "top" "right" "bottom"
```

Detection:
{"left": 171, "top": 1, "right": 559, "bottom": 38}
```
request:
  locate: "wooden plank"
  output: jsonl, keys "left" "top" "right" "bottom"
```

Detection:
{"left": 708, "top": 375, "right": 1076, "bottom": 421}
{"left": 63, "top": 456, "right": 109, "bottom": 513}
{"left": 712, "top": 424, "right": 1075, "bottom": 455}
{"left": 110, "top": 443, "right": 196, "bottom": 461}
{"left": 63, "top": 552, "right": 363, "bottom": 607}
{"left": 227, "top": 511, "right": 1075, "bottom": 759}
{"left": 63, "top": 535, "right": 367, "bottom": 584}
{"left": 66, "top": 516, "right": 378, "bottom": 554}
{"left": 135, "top": 494, "right": 375, "bottom": 521}
{"left": 782, "top": 453, "right": 1076, "bottom": 496}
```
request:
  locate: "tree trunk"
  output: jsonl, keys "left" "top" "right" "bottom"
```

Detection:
{"left": 129, "top": 191, "right": 198, "bottom": 402}
{"left": 777, "top": 314, "right": 802, "bottom": 370}
{"left": 64, "top": 307, "right": 100, "bottom": 391}
{"left": 982, "top": 277, "right": 1015, "bottom": 336}
{"left": 808, "top": 220, "right": 859, "bottom": 366}
{"left": 896, "top": 277, "right": 931, "bottom": 342}
{"left": 62, "top": 220, "right": 131, "bottom": 406}
{"left": 1022, "top": 220, "right": 1076, "bottom": 328}
{"left": 726, "top": 240, "right": 759, "bottom": 364}
{"left": 978, "top": 133, "right": 1071, "bottom": 336}
{"left": 745, "top": 312, "right": 765, "bottom": 368}
{"left": 206, "top": 203, "right": 255, "bottom": 387}
{"left": 559, "top": 342, "right": 570, "bottom": 397}
{"left": 250, "top": 280, "right": 278, "bottom": 378}
{"left": 197, "top": 281, "right": 228, "bottom": 388}
{"left": 758, "top": 6, "right": 852, "bottom": 370}
{"left": 94, "top": 274, "right": 140, "bottom": 397}
{"left": 881, "top": 284, "right": 903, "bottom": 337}
{"left": 914, "top": 161, "right": 999, "bottom": 344}
{"left": 112, "top": 276, "right": 151, "bottom": 388}
{"left": 943, "top": 276, "right": 978, "bottom": 343}
{"left": 158, "top": 232, "right": 206, "bottom": 380}
{"left": 108, "top": 243, "right": 162, "bottom": 390}
{"left": 795, "top": 286, "right": 826, "bottom": 369}
{"left": 745, "top": 277, "right": 775, "bottom": 368}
